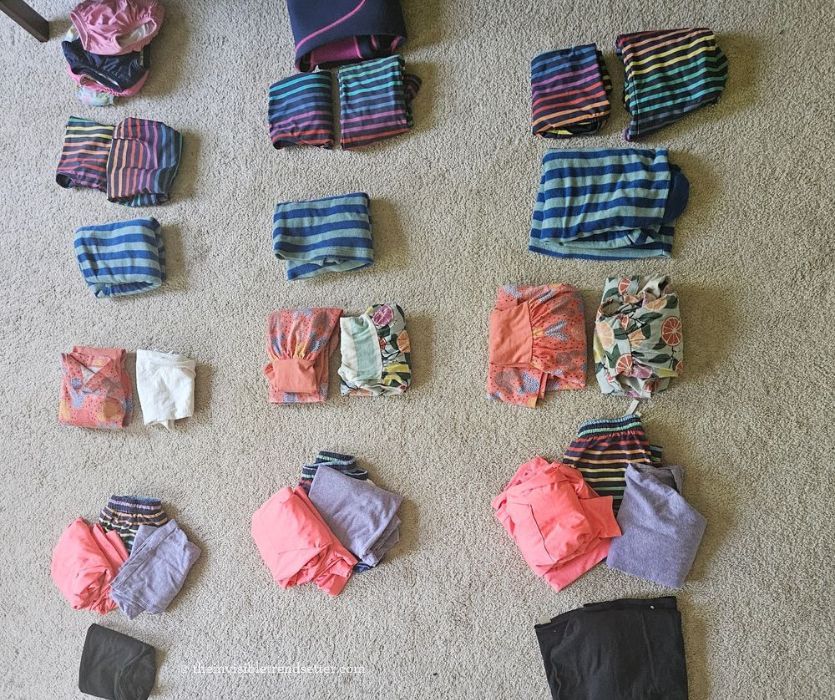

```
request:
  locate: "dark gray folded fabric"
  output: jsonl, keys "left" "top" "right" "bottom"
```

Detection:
{"left": 607, "top": 464, "right": 706, "bottom": 588}
{"left": 308, "top": 465, "right": 402, "bottom": 567}
{"left": 78, "top": 624, "right": 157, "bottom": 700}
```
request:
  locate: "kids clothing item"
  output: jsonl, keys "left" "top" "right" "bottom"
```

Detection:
{"left": 535, "top": 597, "right": 688, "bottom": 700}
{"left": 528, "top": 148, "right": 690, "bottom": 260}
{"left": 338, "top": 55, "right": 420, "bottom": 149}
{"left": 78, "top": 86, "right": 116, "bottom": 107}
{"left": 339, "top": 303, "right": 411, "bottom": 396}
{"left": 272, "top": 193, "right": 374, "bottom": 280}
{"left": 74, "top": 218, "right": 165, "bottom": 298}
{"left": 562, "top": 413, "right": 659, "bottom": 515}
{"left": 617, "top": 28, "right": 728, "bottom": 141}
{"left": 287, "top": 0, "right": 407, "bottom": 72}
{"left": 268, "top": 72, "right": 335, "bottom": 149}
{"left": 594, "top": 275, "right": 683, "bottom": 398}
{"left": 607, "top": 464, "right": 706, "bottom": 588}
{"left": 78, "top": 624, "right": 157, "bottom": 700}
{"left": 309, "top": 466, "right": 402, "bottom": 568}
{"left": 299, "top": 451, "right": 369, "bottom": 493}
{"left": 531, "top": 44, "right": 612, "bottom": 138}
{"left": 51, "top": 518, "right": 128, "bottom": 614}
{"left": 56, "top": 116, "right": 114, "bottom": 192}
{"left": 264, "top": 308, "right": 342, "bottom": 404}
{"left": 110, "top": 520, "right": 201, "bottom": 619}
{"left": 99, "top": 496, "right": 169, "bottom": 552}
{"left": 251, "top": 486, "right": 357, "bottom": 595}
{"left": 106, "top": 117, "right": 183, "bottom": 206}
{"left": 487, "top": 284, "right": 586, "bottom": 408}
{"left": 71, "top": 0, "right": 165, "bottom": 56}
{"left": 63, "top": 39, "right": 148, "bottom": 93}
{"left": 59, "top": 347, "right": 132, "bottom": 429}
{"left": 492, "top": 457, "right": 620, "bottom": 592}
{"left": 135, "top": 349, "right": 196, "bottom": 428}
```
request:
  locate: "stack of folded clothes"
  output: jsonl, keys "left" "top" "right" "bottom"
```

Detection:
{"left": 62, "top": 0, "right": 165, "bottom": 106}
{"left": 51, "top": 496, "right": 200, "bottom": 618}
{"left": 251, "top": 453, "right": 403, "bottom": 593}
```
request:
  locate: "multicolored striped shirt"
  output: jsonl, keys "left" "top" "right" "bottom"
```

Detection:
{"left": 616, "top": 28, "right": 728, "bottom": 140}
{"left": 74, "top": 218, "right": 165, "bottom": 298}
{"left": 531, "top": 44, "right": 612, "bottom": 138}
{"left": 268, "top": 72, "right": 334, "bottom": 149}
{"left": 338, "top": 55, "right": 420, "bottom": 149}
{"left": 56, "top": 116, "right": 114, "bottom": 192}
{"left": 106, "top": 117, "right": 183, "bottom": 207}
{"left": 272, "top": 192, "right": 374, "bottom": 280}
{"left": 528, "top": 148, "right": 689, "bottom": 261}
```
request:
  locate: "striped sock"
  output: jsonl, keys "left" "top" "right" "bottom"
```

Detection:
{"left": 268, "top": 72, "right": 335, "bottom": 149}
{"left": 74, "top": 218, "right": 165, "bottom": 298}
{"left": 98, "top": 496, "right": 169, "bottom": 552}
{"left": 56, "top": 116, "right": 114, "bottom": 192}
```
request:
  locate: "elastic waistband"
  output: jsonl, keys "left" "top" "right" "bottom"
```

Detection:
{"left": 576, "top": 413, "right": 645, "bottom": 438}
{"left": 535, "top": 596, "right": 678, "bottom": 632}
{"left": 104, "top": 496, "right": 164, "bottom": 515}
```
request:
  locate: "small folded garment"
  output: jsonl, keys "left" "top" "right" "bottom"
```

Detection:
{"left": 607, "top": 464, "right": 706, "bottom": 588}
{"left": 339, "top": 303, "right": 411, "bottom": 396}
{"left": 99, "top": 496, "right": 169, "bottom": 552}
{"left": 59, "top": 346, "right": 132, "bottom": 429}
{"left": 299, "top": 451, "right": 369, "bottom": 493}
{"left": 616, "top": 28, "right": 728, "bottom": 141}
{"left": 531, "top": 44, "right": 612, "bottom": 138}
{"left": 135, "top": 349, "right": 196, "bottom": 428}
{"left": 71, "top": 0, "right": 165, "bottom": 56}
{"left": 78, "top": 624, "right": 157, "bottom": 700}
{"left": 492, "top": 457, "right": 621, "bottom": 592}
{"left": 56, "top": 116, "right": 114, "bottom": 192}
{"left": 251, "top": 486, "right": 357, "bottom": 595}
{"left": 287, "top": 0, "right": 407, "bottom": 72}
{"left": 562, "top": 413, "right": 661, "bottom": 515}
{"left": 528, "top": 148, "right": 690, "bottom": 260}
{"left": 110, "top": 520, "right": 201, "bottom": 619}
{"left": 51, "top": 518, "right": 128, "bottom": 614}
{"left": 535, "top": 597, "right": 688, "bottom": 699}
{"left": 309, "top": 465, "right": 402, "bottom": 568}
{"left": 63, "top": 38, "right": 149, "bottom": 94}
{"left": 272, "top": 193, "right": 374, "bottom": 279}
{"left": 594, "top": 275, "right": 683, "bottom": 398}
{"left": 74, "top": 218, "right": 165, "bottom": 298}
{"left": 487, "top": 284, "right": 586, "bottom": 407}
{"left": 268, "top": 72, "right": 334, "bottom": 149}
{"left": 338, "top": 55, "right": 420, "bottom": 149}
{"left": 264, "top": 308, "right": 342, "bottom": 404}
{"left": 106, "top": 117, "right": 183, "bottom": 206}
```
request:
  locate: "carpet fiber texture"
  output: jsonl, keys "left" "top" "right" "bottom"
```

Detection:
{"left": 1, "top": 1, "right": 833, "bottom": 698}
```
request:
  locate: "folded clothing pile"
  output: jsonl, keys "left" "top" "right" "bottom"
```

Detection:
{"left": 593, "top": 275, "right": 683, "bottom": 398}
{"left": 79, "top": 624, "right": 157, "bottom": 700}
{"left": 616, "top": 28, "right": 728, "bottom": 141}
{"left": 51, "top": 496, "right": 200, "bottom": 619}
{"left": 56, "top": 115, "right": 183, "bottom": 206}
{"left": 531, "top": 44, "right": 612, "bottom": 138}
{"left": 252, "top": 453, "right": 403, "bottom": 592}
{"left": 339, "top": 303, "right": 412, "bottom": 396}
{"left": 268, "top": 72, "right": 335, "bottom": 149}
{"left": 63, "top": 0, "right": 165, "bottom": 106}
{"left": 535, "top": 597, "right": 689, "bottom": 699}
{"left": 487, "top": 284, "right": 586, "bottom": 407}
{"left": 528, "top": 148, "right": 689, "bottom": 260}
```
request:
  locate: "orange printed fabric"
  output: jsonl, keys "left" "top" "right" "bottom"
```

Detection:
{"left": 487, "top": 284, "right": 586, "bottom": 407}
{"left": 59, "top": 346, "right": 132, "bottom": 429}
{"left": 263, "top": 308, "right": 342, "bottom": 404}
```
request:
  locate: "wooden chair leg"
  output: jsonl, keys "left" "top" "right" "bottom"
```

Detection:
{"left": 0, "top": 1, "right": 50, "bottom": 42}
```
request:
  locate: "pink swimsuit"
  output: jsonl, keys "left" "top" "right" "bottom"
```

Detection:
{"left": 71, "top": 0, "right": 165, "bottom": 56}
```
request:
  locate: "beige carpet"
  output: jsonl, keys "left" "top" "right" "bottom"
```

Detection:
{"left": 1, "top": 0, "right": 833, "bottom": 697}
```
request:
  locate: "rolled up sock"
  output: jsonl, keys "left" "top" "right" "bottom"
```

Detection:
{"left": 56, "top": 116, "right": 114, "bottom": 192}
{"left": 74, "top": 218, "right": 165, "bottom": 298}
{"left": 78, "top": 624, "right": 157, "bottom": 700}
{"left": 268, "top": 72, "right": 334, "bottom": 149}
{"left": 272, "top": 193, "right": 374, "bottom": 280}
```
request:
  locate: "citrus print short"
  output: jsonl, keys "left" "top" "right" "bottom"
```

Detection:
{"left": 593, "top": 275, "right": 682, "bottom": 398}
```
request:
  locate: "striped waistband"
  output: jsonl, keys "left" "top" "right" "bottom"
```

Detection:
{"left": 102, "top": 495, "right": 165, "bottom": 516}
{"left": 575, "top": 413, "right": 646, "bottom": 438}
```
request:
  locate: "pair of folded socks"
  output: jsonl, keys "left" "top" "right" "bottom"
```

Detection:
{"left": 79, "top": 624, "right": 157, "bottom": 700}
{"left": 59, "top": 346, "right": 132, "bottom": 429}
{"left": 268, "top": 54, "right": 420, "bottom": 150}
{"left": 487, "top": 284, "right": 586, "bottom": 407}
{"left": 57, "top": 115, "right": 183, "bottom": 206}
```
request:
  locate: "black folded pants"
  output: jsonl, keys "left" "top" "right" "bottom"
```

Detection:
{"left": 535, "top": 597, "right": 688, "bottom": 700}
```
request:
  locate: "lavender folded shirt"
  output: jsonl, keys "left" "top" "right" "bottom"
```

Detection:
{"left": 308, "top": 465, "right": 403, "bottom": 567}
{"left": 110, "top": 520, "right": 200, "bottom": 619}
{"left": 607, "top": 464, "right": 706, "bottom": 588}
